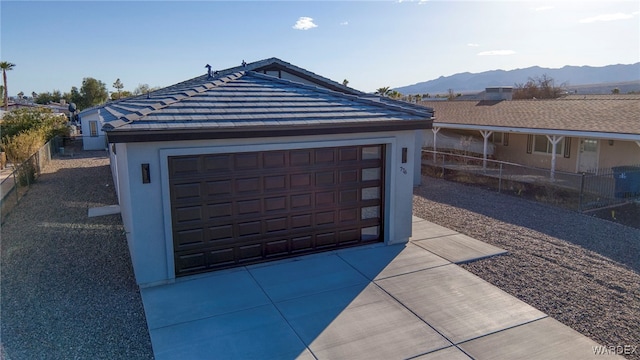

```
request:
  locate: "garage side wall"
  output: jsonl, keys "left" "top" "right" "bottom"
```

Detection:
{"left": 119, "top": 131, "right": 417, "bottom": 286}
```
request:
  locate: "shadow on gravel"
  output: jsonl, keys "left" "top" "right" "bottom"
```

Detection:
{"left": 416, "top": 178, "right": 640, "bottom": 274}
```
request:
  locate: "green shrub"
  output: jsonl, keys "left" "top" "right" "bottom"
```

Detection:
{"left": 1, "top": 107, "right": 68, "bottom": 141}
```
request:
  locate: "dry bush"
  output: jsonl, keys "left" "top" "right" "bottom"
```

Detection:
{"left": 2, "top": 129, "right": 45, "bottom": 163}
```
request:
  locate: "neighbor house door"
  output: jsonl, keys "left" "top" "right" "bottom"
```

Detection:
{"left": 578, "top": 138, "right": 599, "bottom": 173}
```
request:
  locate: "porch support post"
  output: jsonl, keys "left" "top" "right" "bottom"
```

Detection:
{"left": 479, "top": 130, "right": 493, "bottom": 170}
{"left": 546, "top": 135, "right": 564, "bottom": 181}
{"left": 414, "top": 129, "right": 424, "bottom": 186}
{"left": 432, "top": 127, "right": 440, "bottom": 163}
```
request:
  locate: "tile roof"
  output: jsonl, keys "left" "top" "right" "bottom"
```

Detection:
{"left": 422, "top": 96, "right": 640, "bottom": 136}
{"left": 94, "top": 66, "right": 433, "bottom": 133}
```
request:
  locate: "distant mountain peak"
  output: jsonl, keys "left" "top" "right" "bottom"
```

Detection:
{"left": 394, "top": 63, "right": 640, "bottom": 95}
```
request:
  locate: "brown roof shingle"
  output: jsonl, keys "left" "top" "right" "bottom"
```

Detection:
{"left": 422, "top": 96, "right": 640, "bottom": 135}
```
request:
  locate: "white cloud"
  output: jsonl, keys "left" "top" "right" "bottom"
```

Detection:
{"left": 477, "top": 50, "right": 516, "bottom": 56}
{"left": 340, "top": 21, "right": 349, "bottom": 26}
{"left": 293, "top": 17, "right": 318, "bottom": 30}
{"left": 532, "top": 6, "right": 555, "bottom": 12}
{"left": 579, "top": 12, "right": 635, "bottom": 23}
{"left": 467, "top": 43, "right": 480, "bottom": 47}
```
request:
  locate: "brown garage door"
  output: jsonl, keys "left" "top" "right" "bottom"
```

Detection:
{"left": 169, "top": 145, "right": 385, "bottom": 276}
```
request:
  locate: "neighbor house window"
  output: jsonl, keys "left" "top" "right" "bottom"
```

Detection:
{"left": 89, "top": 121, "right": 98, "bottom": 137}
{"left": 533, "top": 135, "right": 563, "bottom": 155}
{"left": 492, "top": 132, "right": 503, "bottom": 145}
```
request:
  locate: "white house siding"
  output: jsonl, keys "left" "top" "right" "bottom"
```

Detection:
{"left": 116, "top": 131, "right": 417, "bottom": 286}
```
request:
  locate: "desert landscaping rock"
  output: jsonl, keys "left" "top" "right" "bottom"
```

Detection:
{"left": 414, "top": 177, "right": 640, "bottom": 359}
{"left": 1, "top": 144, "right": 153, "bottom": 360}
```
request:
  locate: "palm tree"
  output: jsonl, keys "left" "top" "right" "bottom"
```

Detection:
{"left": 1, "top": 61, "right": 16, "bottom": 111}
{"left": 375, "top": 87, "right": 391, "bottom": 96}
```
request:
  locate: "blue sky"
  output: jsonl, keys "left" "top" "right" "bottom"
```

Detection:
{"left": 1, "top": 1, "right": 638, "bottom": 96}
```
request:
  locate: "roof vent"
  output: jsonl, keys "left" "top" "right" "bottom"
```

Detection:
{"left": 205, "top": 64, "right": 213, "bottom": 80}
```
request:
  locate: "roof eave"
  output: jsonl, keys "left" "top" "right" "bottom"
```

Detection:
{"left": 432, "top": 122, "right": 640, "bottom": 140}
{"left": 105, "top": 119, "right": 433, "bottom": 143}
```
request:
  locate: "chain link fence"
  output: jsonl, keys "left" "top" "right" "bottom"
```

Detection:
{"left": 422, "top": 150, "right": 640, "bottom": 212}
{"left": 1, "top": 136, "right": 62, "bottom": 223}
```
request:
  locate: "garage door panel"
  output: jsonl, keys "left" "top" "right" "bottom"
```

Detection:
{"left": 290, "top": 193, "right": 312, "bottom": 209}
{"left": 172, "top": 183, "right": 202, "bottom": 201}
{"left": 204, "top": 154, "right": 232, "bottom": 173}
{"left": 315, "top": 148, "right": 335, "bottom": 164}
{"left": 339, "top": 147, "right": 358, "bottom": 161}
{"left": 290, "top": 173, "right": 312, "bottom": 188}
{"left": 265, "top": 239, "right": 289, "bottom": 258}
{"left": 236, "top": 199, "right": 261, "bottom": 215}
{"left": 175, "top": 206, "right": 204, "bottom": 224}
{"left": 207, "top": 203, "right": 233, "bottom": 219}
{"left": 315, "top": 211, "right": 336, "bottom": 225}
{"left": 238, "top": 244, "right": 262, "bottom": 262}
{"left": 237, "top": 221, "right": 262, "bottom": 237}
{"left": 316, "top": 232, "right": 337, "bottom": 248}
{"left": 209, "top": 224, "right": 233, "bottom": 240}
{"left": 265, "top": 217, "right": 288, "bottom": 233}
{"left": 315, "top": 171, "right": 336, "bottom": 186}
{"left": 236, "top": 177, "right": 261, "bottom": 193}
{"left": 290, "top": 150, "right": 312, "bottom": 166}
{"left": 174, "top": 229, "right": 205, "bottom": 249}
{"left": 264, "top": 175, "right": 287, "bottom": 191}
{"left": 339, "top": 229, "right": 360, "bottom": 244}
{"left": 315, "top": 191, "right": 336, "bottom": 206}
{"left": 264, "top": 196, "right": 287, "bottom": 212}
{"left": 170, "top": 144, "right": 385, "bottom": 276}
{"left": 170, "top": 157, "right": 200, "bottom": 177}
{"left": 234, "top": 153, "right": 259, "bottom": 169}
{"left": 175, "top": 253, "right": 207, "bottom": 275}
{"left": 206, "top": 180, "right": 232, "bottom": 196}
{"left": 291, "top": 214, "right": 312, "bottom": 229}
{"left": 340, "top": 189, "right": 358, "bottom": 203}
{"left": 263, "top": 151, "right": 287, "bottom": 168}
{"left": 291, "top": 236, "right": 313, "bottom": 252}
{"left": 207, "top": 248, "right": 235, "bottom": 268}
{"left": 339, "top": 169, "right": 358, "bottom": 184}
{"left": 339, "top": 208, "right": 358, "bottom": 223}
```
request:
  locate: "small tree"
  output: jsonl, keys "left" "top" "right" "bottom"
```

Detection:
{"left": 513, "top": 74, "right": 566, "bottom": 99}
{"left": 79, "top": 77, "right": 108, "bottom": 109}
{"left": 113, "top": 78, "right": 124, "bottom": 99}
{"left": 611, "top": 88, "right": 620, "bottom": 95}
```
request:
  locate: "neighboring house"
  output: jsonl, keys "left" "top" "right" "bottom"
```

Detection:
{"left": 79, "top": 106, "right": 107, "bottom": 150}
{"left": 421, "top": 91, "right": 640, "bottom": 175}
{"left": 81, "top": 58, "right": 434, "bottom": 287}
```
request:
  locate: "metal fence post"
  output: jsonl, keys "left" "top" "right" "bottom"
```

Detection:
{"left": 13, "top": 170, "right": 19, "bottom": 205}
{"left": 579, "top": 172, "right": 585, "bottom": 212}
{"left": 498, "top": 163, "right": 503, "bottom": 193}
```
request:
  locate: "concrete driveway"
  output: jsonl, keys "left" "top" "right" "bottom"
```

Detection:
{"left": 140, "top": 217, "right": 621, "bottom": 359}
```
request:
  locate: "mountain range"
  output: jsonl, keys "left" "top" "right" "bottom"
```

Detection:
{"left": 394, "top": 63, "right": 640, "bottom": 95}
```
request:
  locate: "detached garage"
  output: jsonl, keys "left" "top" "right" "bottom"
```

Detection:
{"left": 89, "top": 58, "right": 433, "bottom": 286}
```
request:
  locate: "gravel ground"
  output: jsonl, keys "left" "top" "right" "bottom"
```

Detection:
{"left": 1, "top": 144, "right": 153, "bottom": 360}
{"left": 414, "top": 176, "right": 640, "bottom": 359}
